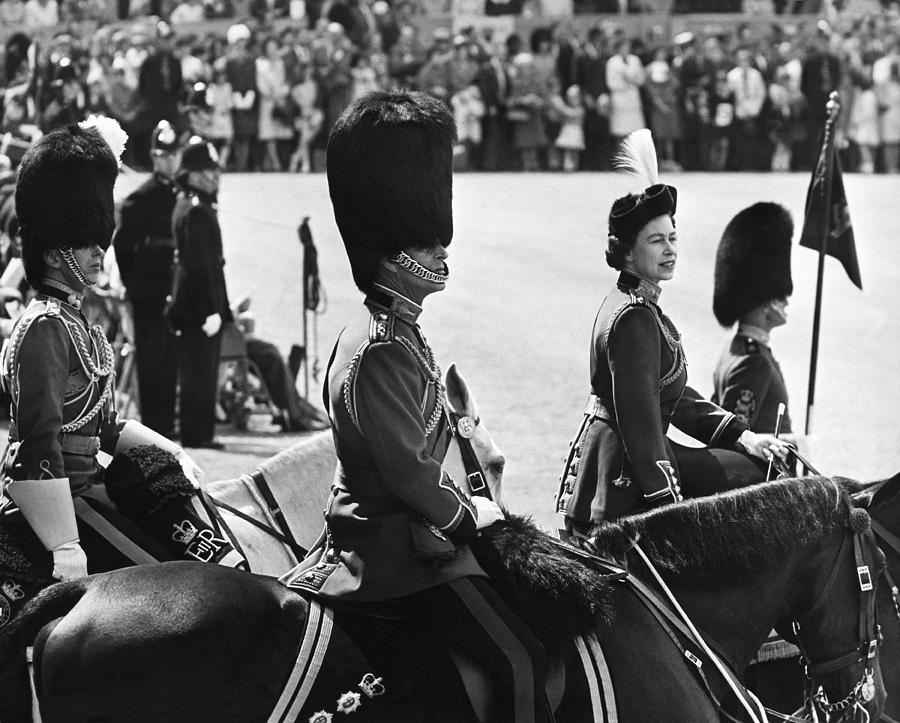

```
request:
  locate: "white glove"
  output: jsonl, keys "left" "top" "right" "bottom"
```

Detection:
{"left": 51, "top": 541, "right": 88, "bottom": 581}
{"left": 202, "top": 313, "right": 222, "bottom": 337}
{"left": 175, "top": 448, "right": 204, "bottom": 487}
{"left": 738, "top": 430, "right": 791, "bottom": 462}
{"left": 472, "top": 496, "right": 504, "bottom": 530}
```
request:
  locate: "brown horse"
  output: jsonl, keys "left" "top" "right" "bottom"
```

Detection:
{"left": 0, "top": 477, "right": 886, "bottom": 723}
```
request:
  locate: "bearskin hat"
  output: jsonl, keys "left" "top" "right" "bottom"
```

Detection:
{"left": 16, "top": 123, "right": 118, "bottom": 286}
{"left": 326, "top": 91, "right": 456, "bottom": 292}
{"left": 713, "top": 202, "right": 794, "bottom": 327}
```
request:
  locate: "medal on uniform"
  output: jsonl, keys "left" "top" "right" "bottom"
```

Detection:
{"left": 456, "top": 415, "right": 476, "bottom": 439}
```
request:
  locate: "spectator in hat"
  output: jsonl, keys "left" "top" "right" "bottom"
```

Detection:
{"left": 167, "top": 137, "right": 232, "bottom": 450}
{"left": 712, "top": 202, "right": 794, "bottom": 438}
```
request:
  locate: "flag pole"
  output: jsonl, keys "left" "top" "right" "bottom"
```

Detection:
{"left": 804, "top": 92, "right": 841, "bottom": 438}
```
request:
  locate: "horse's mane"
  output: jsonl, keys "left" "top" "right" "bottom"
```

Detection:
{"left": 588, "top": 477, "right": 851, "bottom": 587}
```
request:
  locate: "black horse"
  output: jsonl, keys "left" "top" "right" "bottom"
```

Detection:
{"left": 749, "top": 472, "right": 900, "bottom": 722}
{"left": 0, "top": 477, "right": 888, "bottom": 722}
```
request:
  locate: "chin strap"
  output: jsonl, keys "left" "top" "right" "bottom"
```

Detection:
{"left": 391, "top": 251, "right": 448, "bottom": 285}
{"left": 59, "top": 246, "right": 93, "bottom": 287}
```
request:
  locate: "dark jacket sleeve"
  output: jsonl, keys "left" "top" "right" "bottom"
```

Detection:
{"left": 671, "top": 385, "right": 748, "bottom": 448}
{"left": 714, "top": 353, "right": 772, "bottom": 429}
{"left": 112, "top": 189, "right": 146, "bottom": 284}
{"left": 354, "top": 340, "right": 477, "bottom": 544}
{"left": 607, "top": 306, "right": 674, "bottom": 497}
{"left": 13, "top": 317, "right": 69, "bottom": 479}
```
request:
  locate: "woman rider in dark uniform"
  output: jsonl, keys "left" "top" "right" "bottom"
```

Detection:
{"left": 557, "top": 130, "right": 789, "bottom": 535}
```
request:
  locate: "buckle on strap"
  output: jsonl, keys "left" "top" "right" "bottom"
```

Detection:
{"left": 467, "top": 471, "right": 486, "bottom": 493}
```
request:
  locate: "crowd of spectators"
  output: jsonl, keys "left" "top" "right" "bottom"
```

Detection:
{"left": 2, "top": 2, "right": 900, "bottom": 173}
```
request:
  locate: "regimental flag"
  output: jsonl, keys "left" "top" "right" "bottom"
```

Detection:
{"left": 799, "top": 140, "right": 862, "bottom": 290}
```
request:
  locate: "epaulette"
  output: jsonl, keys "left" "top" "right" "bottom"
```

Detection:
{"left": 368, "top": 311, "right": 395, "bottom": 343}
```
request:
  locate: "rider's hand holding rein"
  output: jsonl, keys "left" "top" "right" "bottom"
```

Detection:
{"left": 737, "top": 430, "right": 791, "bottom": 463}
{"left": 473, "top": 496, "right": 504, "bottom": 530}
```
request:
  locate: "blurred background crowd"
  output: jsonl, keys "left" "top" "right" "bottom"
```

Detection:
{"left": 2, "top": 0, "right": 900, "bottom": 173}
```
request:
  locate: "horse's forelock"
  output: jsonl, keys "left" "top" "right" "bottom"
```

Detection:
{"left": 589, "top": 478, "right": 851, "bottom": 586}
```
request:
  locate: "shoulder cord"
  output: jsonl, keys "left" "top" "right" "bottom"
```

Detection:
{"left": 343, "top": 333, "right": 445, "bottom": 438}
{"left": 4, "top": 304, "right": 115, "bottom": 433}
{"left": 603, "top": 295, "right": 686, "bottom": 391}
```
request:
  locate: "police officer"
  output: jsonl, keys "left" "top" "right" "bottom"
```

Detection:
{"left": 712, "top": 202, "right": 794, "bottom": 436}
{"left": 282, "top": 92, "right": 550, "bottom": 723}
{"left": 112, "top": 120, "right": 180, "bottom": 437}
{"left": 1, "top": 121, "right": 243, "bottom": 600}
{"left": 167, "top": 136, "right": 230, "bottom": 450}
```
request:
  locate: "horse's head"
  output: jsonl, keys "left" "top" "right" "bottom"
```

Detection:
{"left": 791, "top": 503, "right": 888, "bottom": 723}
{"left": 443, "top": 363, "right": 505, "bottom": 508}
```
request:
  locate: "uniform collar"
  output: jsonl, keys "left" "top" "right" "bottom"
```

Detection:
{"left": 738, "top": 323, "right": 770, "bottom": 346}
{"left": 368, "top": 283, "right": 423, "bottom": 326}
{"left": 39, "top": 278, "right": 85, "bottom": 310}
{"left": 617, "top": 269, "right": 662, "bottom": 305}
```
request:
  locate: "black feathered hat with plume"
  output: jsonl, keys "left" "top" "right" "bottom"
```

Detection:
{"left": 713, "top": 202, "right": 793, "bottom": 327}
{"left": 606, "top": 129, "right": 677, "bottom": 270}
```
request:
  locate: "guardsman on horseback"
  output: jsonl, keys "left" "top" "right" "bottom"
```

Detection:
{"left": 283, "top": 91, "right": 552, "bottom": 723}
{"left": 0, "top": 120, "right": 244, "bottom": 608}
{"left": 556, "top": 130, "right": 790, "bottom": 536}
{"left": 112, "top": 120, "right": 181, "bottom": 438}
{"left": 711, "top": 202, "right": 795, "bottom": 438}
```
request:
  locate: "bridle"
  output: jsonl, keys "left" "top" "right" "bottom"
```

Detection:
{"left": 788, "top": 510, "right": 883, "bottom": 723}
{"left": 446, "top": 410, "right": 491, "bottom": 500}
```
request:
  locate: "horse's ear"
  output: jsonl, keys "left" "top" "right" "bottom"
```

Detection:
{"left": 445, "top": 362, "right": 473, "bottom": 416}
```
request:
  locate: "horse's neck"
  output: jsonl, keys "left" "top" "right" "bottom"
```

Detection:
{"left": 660, "top": 560, "right": 801, "bottom": 672}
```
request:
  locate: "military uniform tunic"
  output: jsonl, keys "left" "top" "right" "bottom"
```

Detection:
{"left": 557, "top": 271, "right": 749, "bottom": 526}
{"left": 286, "top": 286, "right": 483, "bottom": 601}
{"left": 712, "top": 327, "right": 791, "bottom": 434}
{"left": 2, "top": 286, "right": 123, "bottom": 493}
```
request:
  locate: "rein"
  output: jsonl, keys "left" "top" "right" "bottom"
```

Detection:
{"left": 205, "top": 470, "right": 310, "bottom": 566}
{"left": 558, "top": 535, "right": 768, "bottom": 723}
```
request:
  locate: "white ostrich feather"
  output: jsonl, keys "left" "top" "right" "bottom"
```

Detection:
{"left": 79, "top": 114, "right": 128, "bottom": 166}
{"left": 612, "top": 128, "right": 659, "bottom": 188}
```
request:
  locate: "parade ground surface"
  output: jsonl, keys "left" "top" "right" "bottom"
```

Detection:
{"left": 63, "top": 171, "right": 900, "bottom": 530}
